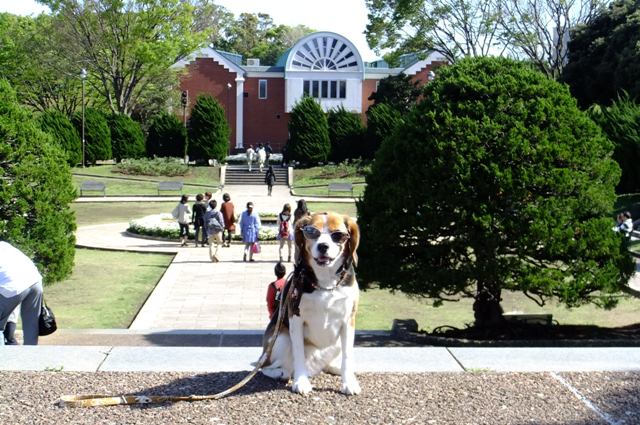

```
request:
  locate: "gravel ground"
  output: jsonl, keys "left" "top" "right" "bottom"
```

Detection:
{"left": 2, "top": 371, "right": 637, "bottom": 424}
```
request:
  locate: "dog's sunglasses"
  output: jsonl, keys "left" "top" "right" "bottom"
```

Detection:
{"left": 302, "top": 225, "right": 350, "bottom": 244}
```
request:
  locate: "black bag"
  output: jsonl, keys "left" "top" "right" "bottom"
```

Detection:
{"left": 38, "top": 301, "right": 57, "bottom": 336}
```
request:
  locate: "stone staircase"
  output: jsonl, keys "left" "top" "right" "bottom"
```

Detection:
{"left": 224, "top": 164, "right": 288, "bottom": 186}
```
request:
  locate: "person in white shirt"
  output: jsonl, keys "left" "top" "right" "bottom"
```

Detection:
{"left": 246, "top": 145, "right": 255, "bottom": 172}
{"left": 0, "top": 241, "right": 44, "bottom": 345}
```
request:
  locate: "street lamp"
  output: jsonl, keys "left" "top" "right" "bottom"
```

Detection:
{"left": 80, "top": 68, "right": 87, "bottom": 167}
{"left": 226, "top": 83, "right": 232, "bottom": 155}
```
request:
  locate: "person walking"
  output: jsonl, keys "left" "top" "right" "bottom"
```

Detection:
{"left": 172, "top": 194, "right": 191, "bottom": 247}
{"left": 204, "top": 199, "right": 225, "bottom": 262}
{"left": 240, "top": 201, "right": 261, "bottom": 262}
{"left": 0, "top": 241, "right": 44, "bottom": 346}
{"left": 192, "top": 193, "right": 208, "bottom": 247}
{"left": 220, "top": 193, "right": 236, "bottom": 247}
{"left": 257, "top": 145, "right": 266, "bottom": 173}
{"left": 294, "top": 198, "right": 310, "bottom": 224}
{"left": 266, "top": 262, "right": 287, "bottom": 319}
{"left": 265, "top": 142, "right": 273, "bottom": 165}
{"left": 277, "top": 203, "right": 294, "bottom": 262}
{"left": 246, "top": 145, "right": 255, "bottom": 172}
{"left": 265, "top": 165, "right": 276, "bottom": 196}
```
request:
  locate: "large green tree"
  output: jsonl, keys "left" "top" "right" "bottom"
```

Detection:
{"left": 0, "top": 80, "right": 76, "bottom": 284}
{"left": 287, "top": 97, "right": 330, "bottom": 165}
{"left": 364, "top": 103, "right": 404, "bottom": 159}
{"left": 588, "top": 94, "right": 640, "bottom": 194}
{"left": 39, "top": 0, "right": 210, "bottom": 115}
{"left": 562, "top": 0, "right": 640, "bottom": 107}
{"left": 187, "top": 95, "right": 229, "bottom": 162}
{"left": 327, "top": 106, "right": 365, "bottom": 162}
{"left": 357, "top": 57, "right": 634, "bottom": 327}
{"left": 72, "top": 108, "right": 112, "bottom": 165}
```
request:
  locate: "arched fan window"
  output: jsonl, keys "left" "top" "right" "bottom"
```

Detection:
{"left": 290, "top": 35, "right": 359, "bottom": 71}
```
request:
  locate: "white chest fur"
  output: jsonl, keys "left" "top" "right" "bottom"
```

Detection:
{"left": 298, "top": 283, "right": 359, "bottom": 348}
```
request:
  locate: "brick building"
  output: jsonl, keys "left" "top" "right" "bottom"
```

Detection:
{"left": 174, "top": 31, "right": 446, "bottom": 153}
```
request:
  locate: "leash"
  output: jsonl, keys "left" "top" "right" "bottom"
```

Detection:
{"left": 58, "top": 273, "right": 295, "bottom": 408}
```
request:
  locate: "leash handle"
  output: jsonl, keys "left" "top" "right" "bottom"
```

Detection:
{"left": 58, "top": 274, "right": 295, "bottom": 408}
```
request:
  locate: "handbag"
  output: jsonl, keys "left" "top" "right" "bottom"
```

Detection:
{"left": 251, "top": 242, "right": 261, "bottom": 254}
{"left": 39, "top": 301, "right": 57, "bottom": 336}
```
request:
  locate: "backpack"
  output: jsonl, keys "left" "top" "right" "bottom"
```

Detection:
{"left": 208, "top": 213, "right": 223, "bottom": 233}
{"left": 279, "top": 214, "right": 290, "bottom": 238}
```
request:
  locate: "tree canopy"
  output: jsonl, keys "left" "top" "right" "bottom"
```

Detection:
{"left": 562, "top": 0, "right": 640, "bottom": 107}
{"left": 357, "top": 57, "right": 634, "bottom": 327}
{"left": 39, "top": 0, "right": 211, "bottom": 115}
{"left": 187, "top": 94, "right": 230, "bottom": 162}
{"left": 0, "top": 80, "right": 76, "bottom": 284}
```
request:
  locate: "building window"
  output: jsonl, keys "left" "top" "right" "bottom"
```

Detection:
{"left": 303, "top": 80, "right": 347, "bottom": 99}
{"left": 258, "top": 80, "right": 267, "bottom": 99}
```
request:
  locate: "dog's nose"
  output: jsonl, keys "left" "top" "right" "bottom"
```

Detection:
{"left": 317, "top": 243, "right": 329, "bottom": 254}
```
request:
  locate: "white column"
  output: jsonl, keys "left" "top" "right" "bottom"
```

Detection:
{"left": 235, "top": 76, "right": 245, "bottom": 149}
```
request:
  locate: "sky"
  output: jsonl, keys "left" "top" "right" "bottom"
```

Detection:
{"left": 0, "top": 0, "right": 380, "bottom": 62}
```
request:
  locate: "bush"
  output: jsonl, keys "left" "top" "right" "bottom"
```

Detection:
{"left": 38, "top": 109, "right": 82, "bottom": 166}
{"left": 327, "top": 106, "right": 365, "bottom": 162}
{"left": 146, "top": 112, "right": 186, "bottom": 158}
{"left": 112, "top": 157, "right": 188, "bottom": 176}
{"left": 187, "top": 94, "right": 229, "bottom": 162}
{"left": 287, "top": 96, "right": 330, "bottom": 164}
{"left": 588, "top": 94, "right": 640, "bottom": 194}
{"left": 364, "top": 103, "right": 403, "bottom": 159}
{"left": 357, "top": 57, "right": 634, "bottom": 327}
{"left": 72, "top": 108, "right": 112, "bottom": 165}
{"left": 108, "top": 113, "right": 145, "bottom": 162}
{"left": 0, "top": 80, "right": 76, "bottom": 284}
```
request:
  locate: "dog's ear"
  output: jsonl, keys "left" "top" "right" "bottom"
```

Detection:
{"left": 344, "top": 215, "right": 360, "bottom": 267}
{"left": 294, "top": 214, "right": 312, "bottom": 263}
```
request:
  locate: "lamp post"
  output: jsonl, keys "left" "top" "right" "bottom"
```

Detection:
{"left": 80, "top": 68, "right": 87, "bottom": 168}
{"left": 226, "top": 82, "right": 232, "bottom": 155}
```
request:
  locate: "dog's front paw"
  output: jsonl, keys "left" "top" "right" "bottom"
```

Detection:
{"left": 292, "top": 376, "right": 313, "bottom": 395}
{"left": 341, "top": 375, "right": 361, "bottom": 395}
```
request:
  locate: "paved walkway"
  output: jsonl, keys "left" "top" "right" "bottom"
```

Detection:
{"left": 73, "top": 184, "right": 356, "bottom": 332}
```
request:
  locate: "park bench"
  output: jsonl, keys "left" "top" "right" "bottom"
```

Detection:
{"left": 503, "top": 312, "right": 553, "bottom": 326}
{"left": 80, "top": 181, "right": 106, "bottom": 197}
{"left": 157, "top": 181, "right": 183, "bottom": 195}
{"left": 328, "top": 182, "right": 354, "bottom": 197}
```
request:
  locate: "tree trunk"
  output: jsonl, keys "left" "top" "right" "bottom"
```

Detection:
{"left": 473, "top": 280, "right": 504, "bottom": 328}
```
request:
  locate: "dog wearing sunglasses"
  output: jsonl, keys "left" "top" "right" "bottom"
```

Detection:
{"left": 261, "top": 212, "right": 361, "bottom": 395}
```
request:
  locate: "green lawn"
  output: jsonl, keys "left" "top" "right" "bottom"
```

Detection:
{"left": 357, "top": 286, "right": 640, "bottom": 331}
{"left": 306, "top": 201, "right": 358, "bottom": 217}
{"left": 73, "top": 165, "right": 220, "bottom": 196}
{"left": 293, "top": 184, "right": 365, "bottom": 197}
{"left": 44, "top": 249, "right": 173, "bottom": 328}
{"left": 72, "top": 202, "right": 176, "bottom": 226}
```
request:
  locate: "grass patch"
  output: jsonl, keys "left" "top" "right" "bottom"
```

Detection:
{"left": 356, "top": 286, "right": 640, "bottom": 331}
{"left": 306, "top": 201, "right": 358, "bottom": 217}
{"left": 293, "top": 162, "right": 368, "bottom": 186}
{"left": 72, "top": 202, "right": 176, "bottom": 226}
{"left": 73, "top": 165, "right": 220, "bottom": 196}
{"left": 294, "top": 184, "right": 365, "bottom": 197}
{"left": 44, "top": 248, "right": 173, "bottom": 328}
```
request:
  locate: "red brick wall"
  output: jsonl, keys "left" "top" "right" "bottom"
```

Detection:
{"left": 243, "top": 77, "right": 289, "bottom": 152}
{"left": 179, "top": 58, "right": 237, "bottom": 147}
{"left": 410, "top": 61, "right": 447, "bottom": 86}
{"left": 361, "top": 79, "right": 378, "bottom": 116}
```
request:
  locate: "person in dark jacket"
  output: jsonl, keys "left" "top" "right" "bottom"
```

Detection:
{"left": 265, "top": 166, "right": 276, "bottom": 196}
{"left": 191, "top": 193, "right": 208, "bottom": 247}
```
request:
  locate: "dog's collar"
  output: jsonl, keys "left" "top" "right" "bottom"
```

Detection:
{"left": 311, "top": 264, "right": 351, "bottom": 291}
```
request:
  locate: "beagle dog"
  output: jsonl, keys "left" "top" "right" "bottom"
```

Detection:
{"left": 261, "top": 212, "right": 361, "bottom": 395}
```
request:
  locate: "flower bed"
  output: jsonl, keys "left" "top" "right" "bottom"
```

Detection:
{"left": 128, "top": 213, "right": 278, "bottom": 241}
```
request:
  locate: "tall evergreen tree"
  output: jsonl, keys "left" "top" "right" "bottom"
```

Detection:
{"left": 72, "top": 108, "right": 112, "bottom": 165}
{"left": 364, "top": 103, "right": 403, "bottom": 159}
{"left": 0, "top": 80, "right": 76, "bottom": 284}
{"left": 187, "top": 94, "right": 230, "bottom": 162}
{"left": 39, "top": 109, "right": 82, "bottom": 166}
{"left": 287, "top": 96, "right": 330, "bottom": 164}
{"left": 109, "top": 113, "right": 145, "bottom": 162}
{"left": 327, "top": 106, "right": 365, "bottom": 162}
{"left": 146, "top": 112, "right": 186, "bottom": 158}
